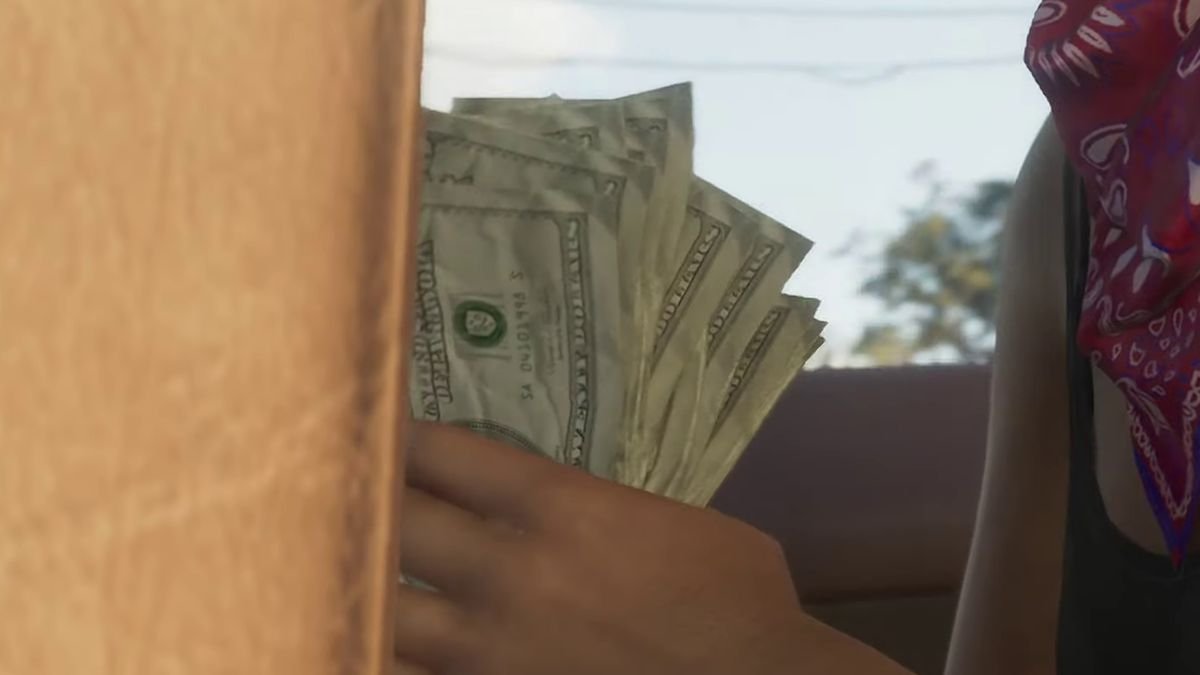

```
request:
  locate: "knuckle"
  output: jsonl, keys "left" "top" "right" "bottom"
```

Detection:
{"left": 747, "top": 529, "right": 793, "bottom": 579}
{"left": 752, "top": 528, "right": 788, "bottom": 561}
{"left": 551, "top": 495, "right": 609, "bottom": 542}
{"left": 524, "top": 462, "right": 605, "bottom": 512}
{"left": 755, "top": 528, "right": 787, "bottom": 556}
{"left": 721, "top": 516, "right": 786, "bottom": 558}
{"left": 484, "top": 539, "right": 548, "bottom": 601}
{"left": 528, "top": 470, "right": 579, "bottom": 511}
{"left": 515, "top": 544, "right": 574, "bottom": 603}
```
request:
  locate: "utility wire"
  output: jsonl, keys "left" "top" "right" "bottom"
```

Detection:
{"left": 504, "top": 0, "right": 1032, "bottom": 19}
{"left": 425, "top": 45, "right": 1019, "bottom": 85}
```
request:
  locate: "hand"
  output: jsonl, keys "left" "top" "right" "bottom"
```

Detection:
{"left": 393, "top": 422, "right": 816, "bottom": 675}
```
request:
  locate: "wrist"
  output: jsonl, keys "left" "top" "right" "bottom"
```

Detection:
{"left": 754, "top": 612, "right": 915, "bottom": 675}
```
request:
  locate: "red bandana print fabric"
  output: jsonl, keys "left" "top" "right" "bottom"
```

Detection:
{"left": 1026, "top": 0, "right": 1200, "bottom": 565}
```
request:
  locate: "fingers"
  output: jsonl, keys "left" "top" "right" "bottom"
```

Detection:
{"left": 399, "top": 486, "right": 509, "bottom": 596}
{"left": 408, "top": 421, "right": 586, "bottom": 525}
{"left": 394, "top": 582, "right": 474, "bottom": 671}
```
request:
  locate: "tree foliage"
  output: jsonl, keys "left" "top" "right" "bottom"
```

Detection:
{"left": 853, "top": 165, "right": 1014, "bottom": 365}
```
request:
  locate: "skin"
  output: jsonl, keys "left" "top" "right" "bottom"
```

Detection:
{"left": 395, "top": 118, "right": 1183, "bottom": 674}
{"left": 946, "top": 117, "right": 1199, "bottom": 674}
{"left": 944, "top": 117, "right": 1070, "bottom": 675}
{"left": 395, "top": 421, "right": 910, "bottom": 675}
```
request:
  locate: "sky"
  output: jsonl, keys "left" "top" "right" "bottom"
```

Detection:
{"left": 420, "top": 0, "right": 1052, "bottom": 366}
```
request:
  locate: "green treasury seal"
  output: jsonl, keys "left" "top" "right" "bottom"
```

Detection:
{"left": 453, "top": 300, "right": 506, "bottom": 348}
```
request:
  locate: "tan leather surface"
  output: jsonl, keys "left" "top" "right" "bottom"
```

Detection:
{"left": 0, "top": 2, "right": 425, "bottom": 673}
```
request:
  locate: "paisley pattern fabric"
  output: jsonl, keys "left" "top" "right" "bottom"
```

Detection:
{"left": 1026, "top": 0, "right": 1200, "bottom": 565}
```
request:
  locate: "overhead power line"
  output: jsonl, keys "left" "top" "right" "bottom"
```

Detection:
{"left": 425, "top": 45, "right": 1019, "bottom": 85}
{"left": 508, "top": 0, "right": 1033, "bottom": 19}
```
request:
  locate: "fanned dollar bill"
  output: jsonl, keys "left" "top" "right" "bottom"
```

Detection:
{"left": 638, "top": 179, "right": 768, "bottom": 491}
{"left": 454, "top": 100, "right": 631, "bottom": 158}
{"left": 422, "top": 111, "right": 656, "bottom": 303}
{"left": 451, "top": 88, "right": 694, "bottom": 487}
{"left": 440, "top": 101, "right": 653, "bottom": 462}
{"left": 422, "top": 110, "right": 656, "bottom": 472}
{"left": 588, "top": 84, "right": 696, "bottom": 487}
{"left": 667, "top": 296, "right": 824, "bottom": 505}
{"left": 412, "top": 183, "right": 624, "bottom": 476}
{"left": 646, "top": 191, "right": 812, "bottom": 495}
{"left": 417, "top": 82, "right": 826, "bottom": 509}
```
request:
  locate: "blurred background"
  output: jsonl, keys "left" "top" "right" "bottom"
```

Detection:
{"left": 420, "top": 0, "right": 1049, "bottom": 369}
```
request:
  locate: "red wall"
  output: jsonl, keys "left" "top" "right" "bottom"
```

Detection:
{"left": 710, "top": 365, "right": 992, "bottom": 674}
{"left": 712, "top": 364, "right": 991, "bottom": 598}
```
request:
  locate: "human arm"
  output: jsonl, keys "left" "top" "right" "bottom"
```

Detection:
{"left": 943, "top": 117, "right": 1071, "bottom": 675}
{"left": 395, "top": 421, "right": 915, "bottom": 675}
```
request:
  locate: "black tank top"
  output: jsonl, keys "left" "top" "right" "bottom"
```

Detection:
{"left": 1058, "top": 165, "right": 1200, "bottom": 674}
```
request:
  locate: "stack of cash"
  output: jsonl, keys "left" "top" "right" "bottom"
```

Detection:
{"left": 411, "top": 83, "right": 825, "bottom": 507}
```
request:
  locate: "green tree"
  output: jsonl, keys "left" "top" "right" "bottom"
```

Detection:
{"left": 852, "top": 164, "right": 1013, "bottom": 366}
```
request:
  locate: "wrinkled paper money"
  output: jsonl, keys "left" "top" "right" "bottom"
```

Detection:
{"left": 414, "top": 82, "right": 825, "bottom": 506}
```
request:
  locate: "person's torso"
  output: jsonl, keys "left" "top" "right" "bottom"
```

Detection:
{"left": 1059, "top": 164, "right": 1200, "bottom": 674}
